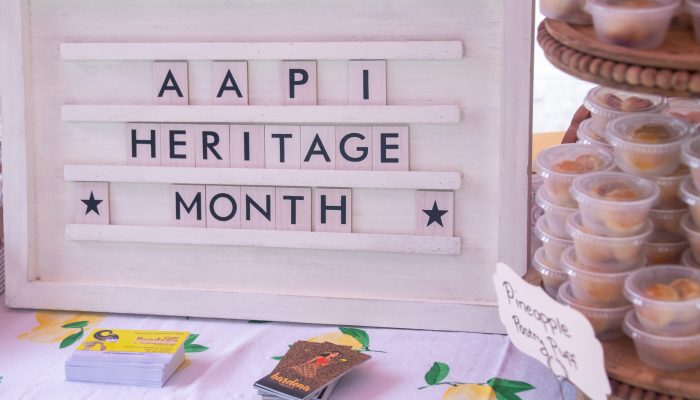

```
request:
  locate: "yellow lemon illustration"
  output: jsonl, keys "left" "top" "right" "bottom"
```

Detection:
{"left": 442, "top": 384, "right": 497, "bottom": 400}
{"left": 19, "top": 311, "right": 105, "bottom": 343}
{"left": 307, "top": 331, "right": 363, "bottom": 350}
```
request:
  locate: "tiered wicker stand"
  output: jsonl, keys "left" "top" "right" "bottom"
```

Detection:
{"left": 537, "top": 18, "right": 700, "bottom": 400}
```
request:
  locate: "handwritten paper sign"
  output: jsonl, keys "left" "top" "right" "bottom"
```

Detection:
{"left": 493, "top": 263, "right": 610, "bottom": 400}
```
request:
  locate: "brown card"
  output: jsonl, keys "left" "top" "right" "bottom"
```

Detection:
{"left": 255, "top": 341, "right": 370, "bottom": 399}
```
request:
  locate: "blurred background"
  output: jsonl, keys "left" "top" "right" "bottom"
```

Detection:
{"left": 533, "top": 0, "right": 594, "bottom": 134}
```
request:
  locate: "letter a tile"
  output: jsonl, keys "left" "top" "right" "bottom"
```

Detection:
{"left": 301, "top": 126, "right": 335, "bottom": 170}
{"left": 153, "top": 61, "right": 188, "bottom": 105}
{"left": 212, "top": 61, "right": 248, "bottom": 105}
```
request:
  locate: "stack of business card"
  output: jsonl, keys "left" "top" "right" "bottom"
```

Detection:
{"left": 65, "top": 329, "right": 189, "bottom": 387}
{"left": 255, "top": 341, "right": 371, "bottom": 400}
{"left": 0, "top": 246, "right": 5, "bottom": 295}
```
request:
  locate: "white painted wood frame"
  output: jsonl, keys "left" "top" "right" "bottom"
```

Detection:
{"left": 61, "top": 105, "right": 460, "bottom": 124}
{"left": 60, "top": 41, "right": 464, "bottom": 61}
{"left": 64, "top": 165, "right": 462, "bottom": 190}
{"left": 0, "top": 0, "right": 534, "bottom": 333}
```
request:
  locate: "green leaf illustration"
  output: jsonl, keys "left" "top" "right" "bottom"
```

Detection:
{"left": 184, "top": 344, "right": 209, "bottom": 353}
{"left": 487, "top": 378, "right": 534, "bottom": 394}
{"left": 494, "top": 391, "right": 522, "bottom": 400}
{"left": 488, "top": 378, "right": 535, "bottom": 400}
{"left": 338, "top": 327, "right": 370, "bottom": 349}
{"left": 248, "top": 320, "right": 271, "bottom": 324}
{"left": 424, "top": 361, "right": 450, "bottom": 386}
{"left": 183, "top": 333, "right": 208, "bottom": 353}
{"left": 60, "top": 329, "right": 84, "bottom": 349}
{"left": 272, "top": 356, "right": 283, "bottom": 361}
{"left": 185, "top": 333, "right": 199, "bottom": 346}
{"left": 61, "top": 321, "right": 89, "bottom": 329}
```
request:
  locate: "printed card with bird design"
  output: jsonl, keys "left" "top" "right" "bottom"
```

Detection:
{"left": 255, "top": 341, "right": 371, "bottom": 400}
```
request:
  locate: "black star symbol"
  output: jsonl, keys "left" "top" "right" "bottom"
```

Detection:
{"left": 81, "top": 191, "right": 103, "bottom": 216}
{"left": 423, "top": 201, "right": 448, "bottom": 227}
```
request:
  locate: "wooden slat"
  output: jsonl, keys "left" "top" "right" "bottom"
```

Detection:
{"left": 0, "top": 0, "right": 33, "bottom": 301}
{"left": 9, "top": 281, "right": 502, "bottom": 333}
{"left": 63, "top": 165, "right": 462, "bottom": 190}
{"left": 500, "top": 0, "right": 534, "bottom": 277}
{"left": 61, "top": 105, "right": 461, "bottom": 124}
{"left": 65, "top": 224, "right": 462, "bottom": 255}
{"left": 60, "top": 40, "right": 464, "bottom": 61}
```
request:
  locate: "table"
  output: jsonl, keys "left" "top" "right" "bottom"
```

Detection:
{"left": 0, "top": 294, "right": 576, "bottom": 399}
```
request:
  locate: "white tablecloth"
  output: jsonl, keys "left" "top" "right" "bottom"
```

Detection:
{"left": 0, "top": 295, "right": 576, "bottom": 399}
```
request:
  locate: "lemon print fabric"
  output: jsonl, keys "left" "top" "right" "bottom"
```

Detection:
{"left": 442, "top": 384, "right": 496, "bottom": 400}
{"left": 274, "top": 327, "right": 384, "bottom": 360}
{"left": 18, "top": 311, "right": 104, "bottom": 345}
{"left": 308, "top": 331, "right": 363, "bottom": 350}
{"left": 419, "top": 361, "right": 534, "bottom": 400}
{"left": 308, "top": 327, "right": 384, "bottom": 353}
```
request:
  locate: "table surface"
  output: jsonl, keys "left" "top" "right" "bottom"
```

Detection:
{"left": 0, "top": 294, "right": 576, "bottom": 400}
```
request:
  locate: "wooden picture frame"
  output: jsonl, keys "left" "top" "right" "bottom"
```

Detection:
{"left": 0, "top": 0, "right": 533, "bottom": 332}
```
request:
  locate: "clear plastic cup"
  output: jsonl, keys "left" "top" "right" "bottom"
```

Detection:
{"left": 648, "top": 165, "right": 690, "bottom": 209}
{"left": 644, "top": 230, "right": 689, "bottom": 265}
{"left": 624, "top": 264, "right": 700, "bottom": 336}
{"left": 680, "top": 213, "right": 700, "bottom": 264}
{"left": 577, "top": 118, "right": 613, "bottom": 151}
{"left": 681, "top": 248, "right": 700, "bottom": 268}
{"left": 664, "top": 96, "right": 700, "bottom": 126}
{"left": 566, "top": 212, "right": 651, "bottom": 272}
{"left": 686, "top": 0, "right": 700, "bottom": 44}
{"left": 623, "top": 311, "right": 700, "bottom": 371}
{"left": 540, "top": 0, "right": 592, "bottom": 24}
{"left": 533, "top": 247, "right": 568, "bottom": 298}
{"left": 583, "top": 86, "right": 667, "bottom": 134}
{"left": 648, "top": 207, "right": 688, "bottom": 235}
{"left": 606, "top": 114, "right": 692, "bottom": 177}
{"left": 534, "top": 217, "right": 573, "bottom": 265}
{"left": 561, "top": 246, "right": 639, "bottom": 307}
{"left": 680, "top": 136, "right": 700, "bottom": 189}
{"left": 570, "top": 171, "right": 659, "bottom": 236}
{"left": 558, "top": 281, "right": 632, "bottom": 340}
{"left": 679, "top": 176, "right": 700, "bottom": 226}
{"left": 536, "top": 144, "right": 615, "bottom": 207}
{"left": 535, "top": 186, "right": 576, "bottom": 239}
{"left": 586, "top": 0, "right": 681, "bottom": 50}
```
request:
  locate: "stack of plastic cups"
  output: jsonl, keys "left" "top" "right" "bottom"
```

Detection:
{"left": 604, "top": 114, "right": 694, "bottom": 268}
{"left": 558, "top": 172, "right": 658, "bottom": 341}
{"left": 623, "top": 265, "right": 700, "bottom": 371}
{"left": 679, "top": 135, "right": 700, "bottom": 268}
{"left": 534, "top": 143, "right": 616, "bottom": 298}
